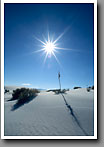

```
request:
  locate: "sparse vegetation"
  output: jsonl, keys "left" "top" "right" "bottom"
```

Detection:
{"left": 4, "top": 89, "right": 9, "bottom": 93}
{"left": 86, "top": 87, "right": 91, "bottom": 92}
{"left": 92, "top": 85, "right": 94, "bottom": 90}
{"left": 73, "top": 87, "right": 81, "bottom": 89}
{"left": 47, "top": 89, "right": 60, "bottom": 93}
{"left": 47, "top": 89, "right": 68, "bottom": 94}
{"left": 86, "top": 86, "right": 94, "bottom": 92}
{"left": 9, "top": 88, "right": 39, "bottom": 104}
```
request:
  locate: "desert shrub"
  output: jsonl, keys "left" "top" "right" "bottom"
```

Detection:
{"left": 92, "top": 85, "right": 94, "bottom": 90}
{"left": 12, "top": 88, "right": 26, "bottom": 100}
{"left": 47, "top": 89, "right": 67, "bottom": 94}
{"left": 87, "top": 87, "right": 91, "bottom": 92}
{"left": 47, "top": 89, "right": 60, "bottom": 93}
{"left": 73, "top": 87, "right": 81, "bottom": 89}
{"left": 54, "top": 89, "right": 67, "bottom": 94}
{"left": 61, "top": 89, "right": 66, "bottom": 93}
{"left": 11, "top": 88, "right": 39, "bottom": 103}
{"left": 5, "top": 89, "right": 9, "bottom": 93}
{"left": 54, "top": 90, "right": 60, "bottom": 94}
{"left": 47, "top": 90, "right": 51, "bottom": 92}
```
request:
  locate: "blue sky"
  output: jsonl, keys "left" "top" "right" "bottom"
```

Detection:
{"left": 4, "top": 3, "right": 94, "bottom": 89}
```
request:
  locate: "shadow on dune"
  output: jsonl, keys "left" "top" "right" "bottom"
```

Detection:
{"left": 11, "top": 96, "right": 37, "bottom": 111}
{"left": 61, "top": 93, "right": 89, "bottom": 136}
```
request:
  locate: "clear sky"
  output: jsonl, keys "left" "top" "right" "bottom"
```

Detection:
{"left": 4, "top": 3, "right": 94, "bottom": 89}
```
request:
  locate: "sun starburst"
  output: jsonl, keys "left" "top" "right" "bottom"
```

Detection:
{"left": 34, "top": 27, "right": 73, "bottom": 65}
{"left": 35, "top": 33, "right": 62, "bottom": 64}
{"left": 44, "top": 42, "right": 55, "bottom": 54}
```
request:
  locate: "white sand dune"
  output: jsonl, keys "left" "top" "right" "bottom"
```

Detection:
{"left": 4, "top": 87, "right": 94, "bottom": 136}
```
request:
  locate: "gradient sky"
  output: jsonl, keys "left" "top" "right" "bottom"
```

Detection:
{"left": 4, "top": 3, "right": 94, "bottom": 89}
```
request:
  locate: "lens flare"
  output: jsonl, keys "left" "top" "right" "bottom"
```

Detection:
{"left": 34, "top": 28, "right": 74, "bottom": 65}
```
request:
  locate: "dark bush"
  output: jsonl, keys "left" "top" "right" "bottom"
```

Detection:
{"left": 12, "top": 88, "right": 26, "bottom": 100}
{"left": 10, "top": 88, "right": 39, "bottom": 111}
{"left": 61, "top": 89, "right": 66, "bottom": 93}
{"left": 92, "top": 86, "right": 94, "bottom": 90}
{"left": 11, "top": 88, "right": 39, "bottom": 103}
{"left": 73, "top": 87, "right": 81, "bottom": 89}
{"left": 54, "top": 90, "right": 60, "bottom": 94}
{"left": 47, "top": 89, "right": 59, "bottom": 93}
{"left": 54, "top": 89, "right": 67, "bottom": 94}
{"left": 86, "top": 87, "right": 91, "bottom": 92}
{"left": 46, "top": 90, "right": 52, "bottom": 92}
{"left": 47, "top": 89, "right": 68, "bottom": 94}
{"left": 5, "top": 89, "right": 9, "bottom": 93}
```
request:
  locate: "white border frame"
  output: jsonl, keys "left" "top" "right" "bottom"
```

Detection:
{"left": 1, "top": 0, "right": 97, "bottom": 139}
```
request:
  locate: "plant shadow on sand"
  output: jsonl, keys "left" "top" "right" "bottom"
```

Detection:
{"left": 7, "top": 88, "right": 39, "bottom": 111}
{"left": 46, "top": 89, "right": 89, "bottom": 135}
{"left": 10, "top": 95, "right": 37, "bottom": 111}
{"left": 61, "top": 93, "right": 89, "bottom": 136}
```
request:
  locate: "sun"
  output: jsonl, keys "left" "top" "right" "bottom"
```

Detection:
{"left": 34, "top": 28, "right": 71, "bottom": 64}
{"left": 35, "top": 33, "right": 60, "bottom": 64}
{"left": 44, "top": 41, "right": 55, "bottom": 54}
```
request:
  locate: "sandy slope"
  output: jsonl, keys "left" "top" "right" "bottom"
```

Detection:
{"left": 4, "top": 88, "right": 94, "bottom": 136}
